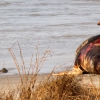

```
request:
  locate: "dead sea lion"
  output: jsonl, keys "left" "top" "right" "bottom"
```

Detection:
{"left": 52, "top": 35, "right": 100, "bottom": 75}
{"left": 74, "top": 35, "right": 100, "bottom": 74}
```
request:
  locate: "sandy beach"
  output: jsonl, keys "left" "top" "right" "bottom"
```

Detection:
{"left": 0, "top": 73, "right": 52, "bottom": 91}
{"left": 0, "top": 74, "right": 22, "bottom": 91}
{"left": 1, "top": 73, "right": 100, "bottom": 93}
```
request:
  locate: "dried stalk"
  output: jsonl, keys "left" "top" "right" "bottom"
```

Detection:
{"left": 8, "top": 48, "right": 23, "bottom": 85}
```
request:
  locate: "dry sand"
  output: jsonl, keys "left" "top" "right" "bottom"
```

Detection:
{"left": 77, "top": 74, "right": 100, "bottom": 88}
{"left": 0, "top": 74, "right": 21, "bottom": 91}
{"left": 0, "top": 73, "right": 100, "bottom": 92}
{"left": 0, "top": 73, "right": 52, "bottom": 91}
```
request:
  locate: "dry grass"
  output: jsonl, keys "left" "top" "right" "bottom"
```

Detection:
{"left": 0, "top": 42, "right": 100, "bottom": 100}
{"left": 1, "top": 74, "right": 100, "bottom": 100}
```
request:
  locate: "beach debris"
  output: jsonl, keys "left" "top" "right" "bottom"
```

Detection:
{"left": 52, "top": 35, "right": 100, "bottom": 75}
{"left": 0, "top": 68, "right": 8, "bottom": 73}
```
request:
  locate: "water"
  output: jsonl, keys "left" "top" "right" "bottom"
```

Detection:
{"left": 0, "top": 0, "right": 100, "bottom": 75}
